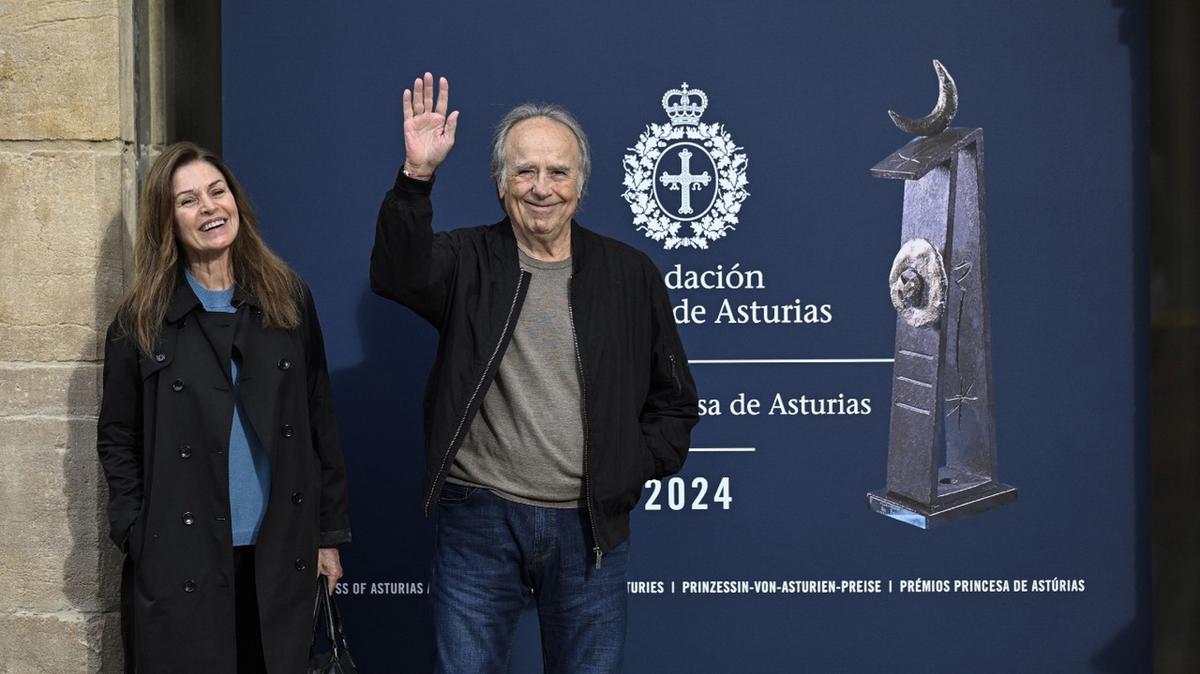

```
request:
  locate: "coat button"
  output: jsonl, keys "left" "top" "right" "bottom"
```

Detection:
{"left": 182, "top": 512, "right": 195, "bottom": 526}
{"left": 277, "top": 358, "right": 291, "bottom": 371}
{"left": 281, "top": 424, "right": 294, "bottom": 438}
{"left": 291, "top": 492, "right": 303, "bottom": 504}
{"left": 183, "top": 579, "right": 197, "bottom": 593}
{"left": 179, "top": 444, "right": 192, "bottom": 459}
{"left": 171, "top": 379, "right": 185, "bottom": 392}
{"left": 294, "top": 558, "right": 307, "bottom": 571}
{"left": 154, "top": 353, "right": 166, "bottom": 362}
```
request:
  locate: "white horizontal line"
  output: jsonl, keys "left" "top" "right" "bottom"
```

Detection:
{"left": 688, "top": 358, "right": 894, "bottom": 365}
{"left": 690, "top": 447, "right": 757, "bottom": 453}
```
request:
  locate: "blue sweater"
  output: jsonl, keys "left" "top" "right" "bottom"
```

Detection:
{"left": 185, "top": 271, "right": 271, "bottom": 546}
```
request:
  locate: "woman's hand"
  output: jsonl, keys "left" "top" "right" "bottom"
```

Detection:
{"left": 317, "top": 547, "right": 343, "bottom": 595}
{"left": 402, "top": 72, "right": 459, "bottom": 177}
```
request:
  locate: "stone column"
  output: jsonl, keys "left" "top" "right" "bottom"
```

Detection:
{"left": 0, "top": 1, "right": 155, "bottom": 670}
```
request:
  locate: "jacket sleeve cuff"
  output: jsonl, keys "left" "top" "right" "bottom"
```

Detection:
{"left": 319, "top": 528, "right": 352, "bottom": 547}
{"left": 393, "top": 168, "right": 436, "bottom": 196}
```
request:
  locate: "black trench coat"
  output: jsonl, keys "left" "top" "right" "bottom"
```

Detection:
{"left": 97, "top": 277, "right": 351, "bottom": 673}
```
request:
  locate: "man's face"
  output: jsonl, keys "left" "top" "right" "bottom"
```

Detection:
{"left": 499, "top": 117, "right": 581, "bottom": 244}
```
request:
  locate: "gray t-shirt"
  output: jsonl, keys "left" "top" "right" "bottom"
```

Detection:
{"left": 447, "top": 250, "right": 585, "bottom": 507}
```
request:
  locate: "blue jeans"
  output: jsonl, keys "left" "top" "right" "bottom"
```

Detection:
{"left": 431, "top": 483, "right": 629, "bottom": 674}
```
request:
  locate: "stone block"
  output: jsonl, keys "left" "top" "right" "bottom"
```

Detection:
{"left": 0, "top": 1, "right": 122, "bottom": 140}
{"left": 0, "top": 363, "right": 102, "bottom": 417}
{"left": 0, "top": 146, "right": 128, "bottom": 361}
{"left": 0, "top": 324, "right": 108, "bottom": 362}
{"left": 0, "top": 418, "right": 119, "bottom": 613}
{"left": 0, "top": 611, "right": 122, "bottom": 673}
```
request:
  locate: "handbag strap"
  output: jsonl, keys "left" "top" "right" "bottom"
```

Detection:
{"left": 327, "top": 582, "right": 351, "bottom": 656}
{"left": 313, "top": 575, "right": 352, "bottom": 660}
{"left": 313, "top": 576, "right": 339, "bottom": 658}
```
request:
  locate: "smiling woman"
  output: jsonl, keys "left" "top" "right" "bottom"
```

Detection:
{"left": 97, "top": 142, "right": 352, "bottom": 672}
{"left": 170, "top": 160, "right": 241, "bottom": 274}
{"left": 119, "top": 143, "right": 304, "bottom": 355}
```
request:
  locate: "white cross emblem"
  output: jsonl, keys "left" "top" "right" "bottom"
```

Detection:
{"left": 659, "top": 148, "right": 712, "bottom": 216}
{"left": 622, "top": 83, "right": 749, "bottom": 250}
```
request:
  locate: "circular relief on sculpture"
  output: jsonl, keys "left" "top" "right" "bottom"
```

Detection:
{"left": 889, "top": 238, "right": 947, "bottom": 328}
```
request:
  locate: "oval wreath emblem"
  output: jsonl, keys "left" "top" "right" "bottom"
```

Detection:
{"left": 622, "top": 84, "right": 749, "bottom": 250}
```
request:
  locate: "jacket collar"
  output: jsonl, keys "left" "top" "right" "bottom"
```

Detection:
{"left": 489, "top": 217, "right": 595, "bottom": 275}
{"left": 164, "top": 267, "right": 261, "bottom": 323}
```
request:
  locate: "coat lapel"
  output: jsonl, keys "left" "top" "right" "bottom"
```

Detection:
{"left": 231, "top": 292, "right": 281, "bottom": 459}
{"left": 193, "top": 312, "right": 236, "bottom": 390}
{"left": 166, "top": 275, "right": 234, "bottom": 389}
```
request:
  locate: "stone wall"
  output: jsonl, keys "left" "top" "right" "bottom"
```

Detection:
{"left": 0, "top": 1, "right": 145, "bottom": 671}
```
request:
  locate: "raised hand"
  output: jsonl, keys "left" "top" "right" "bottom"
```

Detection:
{"left": 402, "top": 72, "right": 459, "bottom": 177}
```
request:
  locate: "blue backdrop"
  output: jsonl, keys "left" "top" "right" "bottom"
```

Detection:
{"left": 223, "top": 1, "right": 1148, "bottom": 671}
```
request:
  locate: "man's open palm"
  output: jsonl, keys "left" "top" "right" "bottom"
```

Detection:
{"left": 403, "top": 72, "right": 459, "bottom": 174}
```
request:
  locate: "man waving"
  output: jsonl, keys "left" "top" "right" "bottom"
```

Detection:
{"left": 370, "top": 72, "right": 698, "bottom": 674}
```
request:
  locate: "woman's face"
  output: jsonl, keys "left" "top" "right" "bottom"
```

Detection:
{"left": 171, "top": 160, "right": 240, "bottom": 263}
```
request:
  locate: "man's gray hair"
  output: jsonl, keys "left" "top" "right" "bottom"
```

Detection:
{"left": 490, "top": 103, "right": 591, "bottom": 196}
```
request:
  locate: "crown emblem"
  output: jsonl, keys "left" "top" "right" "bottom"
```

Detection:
{"left": 661, "top": 83, "right": 708, "bottom": 126}
{"left": 625, "top": 81, "right": 749, "bottom": 249}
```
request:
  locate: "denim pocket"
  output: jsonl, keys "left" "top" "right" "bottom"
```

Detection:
{"left": 437, "top": 482, "right": 475, "bottom": 505}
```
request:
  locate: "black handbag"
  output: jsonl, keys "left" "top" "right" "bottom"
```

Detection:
{"left": 310, "top": 576, "right": 359, "bottom": 673}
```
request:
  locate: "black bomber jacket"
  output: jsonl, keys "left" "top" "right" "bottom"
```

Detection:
{"left": 370, "top": 171, "right": 699, "bottom": 561}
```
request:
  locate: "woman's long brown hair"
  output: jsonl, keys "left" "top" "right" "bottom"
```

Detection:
{"left": 118, "top": 142, "right": 301, "bottom": 355}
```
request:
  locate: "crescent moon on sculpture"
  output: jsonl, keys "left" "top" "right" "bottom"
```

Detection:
{"left": 888, "top": 59, "right": 958, "bottom": 137}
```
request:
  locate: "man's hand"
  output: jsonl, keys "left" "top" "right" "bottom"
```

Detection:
{"left": 317, "top": 547, "right": 343, "bottom": 595}
{"left": 403, "top": 72, "right": 459, "bottom": 178}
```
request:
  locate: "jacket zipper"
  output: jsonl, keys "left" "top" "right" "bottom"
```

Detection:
{"left": 669, "top": 353, "right": 681, "bottom": 393}
{"left": 423, "top": 272, "right": 528, "bottom": 515}
{"left": 568, "top": 276, "right": 603, "bottom": 569}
